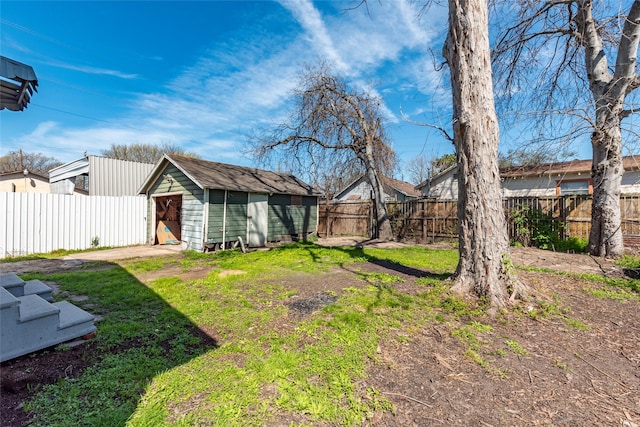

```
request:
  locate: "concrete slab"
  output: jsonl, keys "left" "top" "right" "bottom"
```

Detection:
{"left": 61, "top": 245, "right": 181, "bottom": 262}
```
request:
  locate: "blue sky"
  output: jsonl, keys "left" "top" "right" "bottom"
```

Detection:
{"left": 0, "top": 1, "right": 593, "bottom": 178}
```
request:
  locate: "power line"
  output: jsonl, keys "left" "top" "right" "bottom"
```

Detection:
{"left": 31, "top": 103, "right": 114, "bottom": 124}
{"left": 31, "top": 103, "right": 148, "bottom": 133}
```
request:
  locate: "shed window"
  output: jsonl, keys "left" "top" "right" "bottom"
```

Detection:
{"left": 291, "top": 195, "right": 302, "bottom": 206}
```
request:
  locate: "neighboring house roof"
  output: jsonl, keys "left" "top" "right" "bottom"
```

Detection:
{"left": 382, "top": 176, "right": 422, "bottom": 198}
{"left": 139, "top": 154, "right": 321, "bottom": 196}
{"left": 416, "top": 155, "right": 640, "bottom": 190}
{"left": 0, "top": 171, "right": 49, "bottom": 181}
{"left": 415, "top": 164, "right": 456, "bottom": 191}
{"left": 0, "top": 56, "right": 38, "bottom": 111}
{"left": 335, "top": 174, "right": 421, "bottom": 199}
{"left": 500, "top": 155, "right": 640, "bottom": 178}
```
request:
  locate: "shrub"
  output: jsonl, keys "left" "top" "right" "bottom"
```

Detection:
{"left": 510, "top": 205, "right": 566, "bottom": 250}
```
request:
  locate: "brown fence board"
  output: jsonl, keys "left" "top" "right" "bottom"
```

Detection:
{"left": 318, "top": 195, "right": 640, "bottom": 246}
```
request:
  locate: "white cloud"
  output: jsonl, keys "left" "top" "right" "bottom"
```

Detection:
{"left": 46, "top": 60, "right": 139, "bottom": 79}
{"left": 277, "top": 0, "right": 349, "bottom": 73}
{"left": 6, "top": 0, "right": 452, "bottom": 166}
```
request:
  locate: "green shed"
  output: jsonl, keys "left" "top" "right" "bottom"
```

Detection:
{"left": 138, "top": 154, "right": 320, "bottom": 251}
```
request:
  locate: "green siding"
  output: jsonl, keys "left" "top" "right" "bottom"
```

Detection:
{"left": 268, "top": 195, "right": 317, "bottom": 241}
{"left": 148, "top": 164, "right": 203, "bottom": 201}
{"left": 205, "top": 190, "right": 249, "bottom": 245}
{"left": 225, "top": 191, "right": 248, "bottom": 242}
{"left": 145, "top": 164, "right": 205, "bottom": 250}
{"left": 145, "top": 164, "right": 318, "bottom": 249}
{"left": 206, "top": 190, "right": 225, "bottom": 242}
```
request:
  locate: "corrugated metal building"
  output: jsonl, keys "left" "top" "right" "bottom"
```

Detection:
{"left": 49, "top": 156, "right": 154, "bottom": 196}
{"left": 138, "top": 154, "right": 320, "bottom": 250}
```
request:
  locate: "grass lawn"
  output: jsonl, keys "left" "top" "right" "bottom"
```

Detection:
{"left": 6, "top": 243, "right": 639, "bottom": 426}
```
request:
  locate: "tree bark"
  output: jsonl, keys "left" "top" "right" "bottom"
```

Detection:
{"left": 578, "top": 0, "right": 640, "bottom": 257}
{"left": 363, "top": 146, "right": 393, "bottom": 240}
{"left": 587, "top": 113, "right": 625, "bottom": 257}
{"left": 444, "top": 0, "right": 526, "bottom": 308}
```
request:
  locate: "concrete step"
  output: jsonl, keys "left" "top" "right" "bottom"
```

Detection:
{"left": 18, "top": 294, "right": 60, "bottom": 323}
{"left": 23, "top": 280, "right": 53, "bottom": 302}
{"left": 0, "top": 273, "right": 97, "bottom": 363}
{"left": 1, "top": 295, "right": 61, "bottom": 362}
{"left": 0, "top": 286, "right": 20, "bottom": 309}
{"left": 55, "top": 301, "right": 95, "bottom": 330}
{"left": 1, "top": 272, "right": 26, "bottom": 297}
{"left": 53, "top": 301, "right": 96, "bottom": 342}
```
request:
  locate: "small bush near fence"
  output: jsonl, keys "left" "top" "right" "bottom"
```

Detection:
{"left": 509, "top": 205, "right": 563, "bottom": 249}
{"left": 319, "top": 195, "right": 640, "bottom": 251}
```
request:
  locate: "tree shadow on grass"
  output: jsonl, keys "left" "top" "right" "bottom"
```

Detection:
{"left": 304, "top": 241, "right": 452, "bottom": 281}
{"left": 0, "top": 261, "right": 218, "bottom": 427}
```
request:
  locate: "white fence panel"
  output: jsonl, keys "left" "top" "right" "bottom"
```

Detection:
{"left": 0, "top": 193, "right": 147, "bottom": 258}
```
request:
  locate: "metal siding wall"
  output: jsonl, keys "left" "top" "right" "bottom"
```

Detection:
{"left": 89, "top": 157, "right": 154, "bottom": 196}
{"left": 0, "top": 193, "right": 147, "bottom": 258}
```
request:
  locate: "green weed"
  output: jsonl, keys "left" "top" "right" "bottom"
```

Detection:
{"left": 504, "top": 339, "right": 527, "bottom": 355}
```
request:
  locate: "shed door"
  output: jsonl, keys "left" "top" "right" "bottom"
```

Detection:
{"left": 155, "top": 195, "right": 182, "bottom": 245}
{"left": 247, "top": 193, "right": 268, "bottom": 247}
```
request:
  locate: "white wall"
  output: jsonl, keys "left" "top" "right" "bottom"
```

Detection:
{"left": 0, "top": 176, "right": 50, "bottom": 193}
{"left": 425, "top": 169, "right": 640, "bottom": 199}
{"left": 336, "top": 180, "right": 373, "bottom": 201}
{"left": 0, "top": 193, "right": 147, "bottom": 258}
{"left": 427, "top": 169, "right": 458, "bottom": 200}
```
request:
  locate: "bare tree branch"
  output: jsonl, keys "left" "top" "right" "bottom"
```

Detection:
{"left": 247, "top": 63, "right": 397, "bottom": 239}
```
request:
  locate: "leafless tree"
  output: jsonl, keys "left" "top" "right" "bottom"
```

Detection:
{"left": 406, "top": 154, "right": 432, "bottom": 186}
{"left": 0, "top": 150, "right": 62, "bottom": 174}
{"left": 498, "top": 147, "right": 576, "bottom": 168}
{"left": 312, "top": 164, "right": 363, "bottom": 200}
{"left": 492, "top": 0, "right": 640, "bottom": 257}
{"left": 444, "top": 0, "right": 527, "bottom": 308}
{"left": 406, "top": 153, "right": 457, "bottom": 186}
{"left": 249, "top": 64, "right": 396, "bottom": 240}
{"left": 102, "top": 143, "right": 199, "bottom": 164}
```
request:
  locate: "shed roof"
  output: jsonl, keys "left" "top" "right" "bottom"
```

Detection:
{"left": 0, "top": 56, "right": 38, "bottom": 111}
{"left": 140, "top": 154, "right": 320, "bottom": 196}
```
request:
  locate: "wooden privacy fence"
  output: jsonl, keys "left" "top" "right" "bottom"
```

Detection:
{"left": 0, "top": 193, "right": 148, "bottom": 258}
{"left": 318, "top": 195, "right": 640, "bottom": 244}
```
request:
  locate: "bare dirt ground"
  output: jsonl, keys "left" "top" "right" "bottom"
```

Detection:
{"left": 1, "top": 240, "right": 639, "bottom": 426}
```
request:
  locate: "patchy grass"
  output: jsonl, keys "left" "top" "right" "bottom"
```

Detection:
{"left": 0, "top": 247, "right": 113, "bottom": 262}
{"left": 22, "top": 243, "right": 442, "bottom": 426}
{"left": 14, "top": 242, "right": 635, "bottom": 426}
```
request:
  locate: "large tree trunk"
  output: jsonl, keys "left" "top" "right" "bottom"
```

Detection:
{"left": 577, "top": 0, "right": 640, "bottom": 258}
{"left": 363, "top": 147, "right": 393, "bottom": 240}
{"left": 444, "top": 0, "right": 526, "bottom": 308}
{"left": 587, "top": 114, "right": 625, "bottom": 257}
